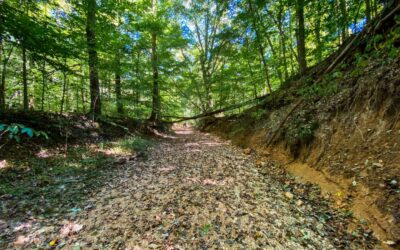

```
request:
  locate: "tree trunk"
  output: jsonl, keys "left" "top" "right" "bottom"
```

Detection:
{"left": 134, "top": 48, "right": 141, "bottom": 116}
{"left": 258, "top": 45, "right": 273, "bottom": 93}
{"left": 149, "top": 0, "right": 160, "bottom": 122}
{"left": 246, "top": 59, "right": 257, "bottom": 98}
{"left": 0, "top": 43, "right": 13, "bottom": 111}
{"left": 248, "top": 0, "right": 273, "bottom": 93}
{"left": 81, "top": 86, "right": 86, "bottom": 113}
{"left": 339, "top": 0, "right": 348, "bottom": 43}
{"left": 86, "top": 0, "right": 101, "bottom": 116}
{"left": 0, "top": 39, "right": 3, "bottom": 111}
{"left": 149, "top": 31, "right": 160, "bottom": 122}
{"left": 115, "top": 57, "right": 123, "bottom": 114}
{"left": 201, "top": 68, "right": 212, "bottom": 111}
{"left": 75, "top": 81, "right": 79, "bottom": 112}
{"left": 277, "top": 7, "right": 289, "bottom": 81}
{"left": 365, "top": 0, "right": 371, "bottom": 22}
{"left": 315, "top": 1, "right": 323, "bottom": 62}
{"left": 60, "top": 68, "right": 67, "bottom": 114}
{"left": 0, "top": 61, "right": 5, "bottom": 111}
{"left": 296, "top": 0, "right": 307, "bottom": 75}
{"left": 66, "top": 74, "right": 70, "bottom": 112}
{"left": 41, "top": 59, "right": 46, "bottom": 111}
{"left": 22, "top": 46, "right": 28, "bottom": 111}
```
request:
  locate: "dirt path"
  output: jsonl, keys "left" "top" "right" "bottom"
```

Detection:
{"left": 5, "top": 128, "right": 376, "bottom": 249}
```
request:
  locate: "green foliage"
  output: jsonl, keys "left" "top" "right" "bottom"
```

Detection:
{"left": 0, "top": 0, "right": 390, "bottom": 120}
{"left": 200, "top": 223, "right": 212, "bottom": 235}
{"left": 385, "top": 25, "right": 400, "bottom": 60}
{"left": 250, "top": 109, "right": 268, "bottom": 120}
{"left": 285, "top": 111, "right": 319, "bottom": 154}
{"left": 297, "top": 81, "right": 338, "bottom": 100}
{"left": 354, "top": 53, "right": 369, "bottom": 68}
{"left": 366, "top": 34, "right": 383, "bottom": 52}
{"left": 363, "top": 21, "right": 400, "bottom": 64}
{"left": 115, "top": 136, "right": 154, "bottom": 152}
{"left": 0, "top": 123, "right": 48, "bottom": 143}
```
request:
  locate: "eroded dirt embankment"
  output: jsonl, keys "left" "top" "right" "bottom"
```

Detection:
{"left": 202, "top": 57, "right": 400, "bottom": 247}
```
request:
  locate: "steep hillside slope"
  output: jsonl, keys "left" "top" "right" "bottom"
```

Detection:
{"left": 203, "top": 6, "right": 400, "bottom": 247}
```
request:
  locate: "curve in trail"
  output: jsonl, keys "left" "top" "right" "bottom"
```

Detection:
{"left": 65, "top": 129, "right": 373, "bottom": 249}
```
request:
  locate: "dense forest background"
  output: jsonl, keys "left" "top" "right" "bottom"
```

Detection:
{"left": 0, "top": 0, "right": 387, "bottom": 121}
{"left": 1, "top": 1, "right": 400, "bottom": 248}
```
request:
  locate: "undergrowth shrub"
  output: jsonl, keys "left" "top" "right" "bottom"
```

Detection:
{"left": 250, "top": 109, "right": 269, "bottom": 120}
{"left": 116, "top": 136, "right": 154, "bottom": 152}
{"left": 284, "top": 111, "right": 319, "bottom": 157}
{"left": 297, "top": 80, "right": 339, "bottom": 100}
{"left": 0, "top": 123, "right": 48, "bottom": 147}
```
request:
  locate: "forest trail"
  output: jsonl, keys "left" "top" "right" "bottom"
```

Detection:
{"left": 38, "top": 128, "right": 373, "bottom": 250}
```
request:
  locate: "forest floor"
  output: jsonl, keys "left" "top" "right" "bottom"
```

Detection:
{"left": 1, "top": 127, "right": 379, "bottom": 249}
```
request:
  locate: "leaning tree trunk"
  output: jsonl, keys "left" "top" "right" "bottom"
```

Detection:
{"left": 86, "top": 0, "right": 101, "bottom": 116}
{"left": 296, "top": 0, "right": 307, "bottom": 76}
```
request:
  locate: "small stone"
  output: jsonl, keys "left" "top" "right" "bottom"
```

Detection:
{"left": 128, "top": 154, "right": 138, "bottom": 161}
{"left": 84, "top": 204, "right": 94, "bottom": 210}
{"left": 389, "top": 180, "right": 397, "bottom": 187}
{"left": 38, "top": 226, "right": 54, "bottom": 234}
{"left": 316, "top": 223, "right": 324, "bottom": 231}
{"left": 285, "top": 192, "right": 294, "bottom": 199}
{"left": 296, "top": 200, "right": 303, "bottom": 206}
{"left": 383, "top": 240, "right": 396, "bottom": 245}
{"left": 243, "top": 148, "right": 252, "bottom": 155}
{"left": 256, "top": 160, "right": 265, "bottom": 167}
{"left": 114, "top": 158, "right": 127, "bottom": 165}
{"left": 148, "top": 244, "right": 160, "bottom": 249}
